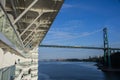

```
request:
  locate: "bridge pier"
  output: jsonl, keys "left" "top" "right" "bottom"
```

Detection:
{"left": 103, "top": 28, "right": 111, "bottom": 68}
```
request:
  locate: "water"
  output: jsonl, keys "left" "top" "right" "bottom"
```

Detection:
{"left": 38, "top": 62, "right": 120, "bottom": 80}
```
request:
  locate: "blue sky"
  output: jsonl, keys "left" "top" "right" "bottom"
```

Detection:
{"left": 39, "top": 0, "right": 120, "bottom": 60}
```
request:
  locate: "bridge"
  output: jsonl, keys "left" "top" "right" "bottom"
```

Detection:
{"left": 40, "top": 28, "right": 120, "bottom": 52}
{"left": 40, "top": 44, "right": 120, "bottom": 51}
{"left": 39, "top": 28, "right": 120, "bottom": 69}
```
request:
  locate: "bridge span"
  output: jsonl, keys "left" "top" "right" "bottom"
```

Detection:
{"left": 40, "top": 28, "right": 120, "bottom": 69}
{"left": 40, "top": 44, "right": 120, "bottom": 51}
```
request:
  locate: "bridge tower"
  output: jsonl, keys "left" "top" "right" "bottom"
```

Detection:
{"left": 103, "top": 28, "right": 111, "bottom": 68}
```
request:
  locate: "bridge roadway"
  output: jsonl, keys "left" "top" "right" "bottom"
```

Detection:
{"left": 40, "top": 45, "right": 120, "bottom": 50}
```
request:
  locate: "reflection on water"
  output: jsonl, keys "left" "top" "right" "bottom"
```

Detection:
{"left": 38, "top": 62, "right": 120, "bottom": 80}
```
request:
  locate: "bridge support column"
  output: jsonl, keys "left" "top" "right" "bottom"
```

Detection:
{"left": 103, "top": 28, "right": 111, "bottom": 68}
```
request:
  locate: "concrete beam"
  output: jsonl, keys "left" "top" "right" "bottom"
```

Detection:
{"left": 12, "top": 0, "right": 38, "bottom": 25}
{"left": 6, "top": 6, "right": 57, "bottom": 14}
{"left": 20, "top": 13, "right": 43, "bottom": 37}
{"left": 20, "top": 19, "right": 51, "bottom": 26}
{"left": 15, "top": 7, "right": 57, "bottom": 13}
{"left": 22, "top": 24, "right": 46, "bottom": 43}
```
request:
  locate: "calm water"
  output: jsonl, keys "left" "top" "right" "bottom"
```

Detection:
{"left": 38, "top": 62, "right": 120, "bottom": 80}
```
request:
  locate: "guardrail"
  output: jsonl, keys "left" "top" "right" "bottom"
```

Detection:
{"left": 0, "top": 65, "right": 15, "bottom": 80}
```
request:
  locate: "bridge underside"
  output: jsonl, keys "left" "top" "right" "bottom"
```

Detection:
{"left": 0, "top": 0, "right": 64, "bottom": 80}
{"left": 0, "top": 0, "right": 64, "bottom": 55}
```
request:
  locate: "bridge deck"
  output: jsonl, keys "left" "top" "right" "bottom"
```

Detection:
{"left": 40, "top": 45, "right": 120, "bottom": 50}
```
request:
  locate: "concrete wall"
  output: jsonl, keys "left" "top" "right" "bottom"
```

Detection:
{"left": 0, "top": 48, "right": 26, "bottom": 69}
{"left": 0, "top": 47, "right": 33, "bottom": 69}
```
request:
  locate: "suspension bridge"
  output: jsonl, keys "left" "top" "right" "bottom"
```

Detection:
{"left": 39, "top": 28, "right": 120, "bottom": 51}
{"left": 40, "top": 44, "right": 120, "bottom": 51}
{"left": 39, "top": 28, "right": 120, "bottom": 70}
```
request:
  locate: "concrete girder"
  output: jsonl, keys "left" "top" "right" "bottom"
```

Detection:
{"left": 24, "top": 35, "right": 40, "bottom": 47}
{"left": 6, "top": 6, "right": 57, "bottom": 14}
{"left": 24, "top": 31, "right": 45, "bottom": 47}
{"left": 25, "top": 34, "right": 45, "bottom": 47}
{"left": 24, "top": 35, "right": 34, "bottom": 47}
{"left": 1, "top": 0, "right": 64, "bottom": 53}
{"left": 19, "top": 25, "right": 49, "bottom": 31}
{"left": 19, "top": 29, "right": 46, "bottom": 32}
{"left": 20, "top": 12, "right": 43, "bottom": 37}
{"left": 22, "top": 24, "right": 46, "bottom": 43}
{"left": 0, "top": 3, "right": 25, "bottom": 49}
{"left": 14, "top": 7, "right": 57, "bottom": 14}
{"left": 20, "top": 19, "right": 51, "bottom": 26}
{"left": 12, "top": 0, "right": 38, "bottom": 25}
